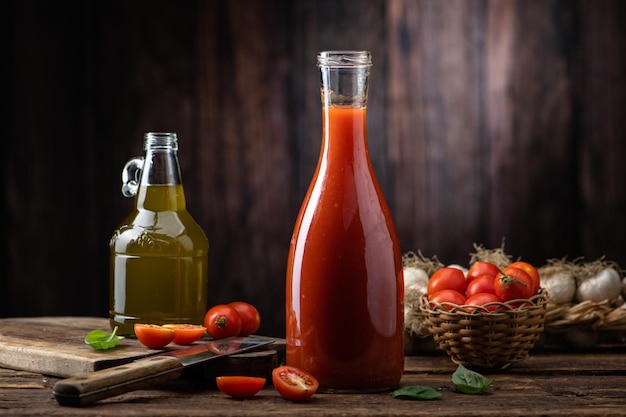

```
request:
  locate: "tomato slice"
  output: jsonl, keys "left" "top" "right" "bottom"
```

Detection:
{"left": 133, "top": 323, "right": 176, "bottom": 349}
{"left": 162, "top": 324, "right": 206, "bottom": 345}
{"left": 271, "top": 365, "right": 319, "bottom": 401}
{"left": 216, "top": 376, "right": 266, "bottom": 398}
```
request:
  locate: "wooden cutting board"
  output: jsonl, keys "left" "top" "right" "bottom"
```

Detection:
{"left": 0, "top": 317, "right": 284, "bottom": 379}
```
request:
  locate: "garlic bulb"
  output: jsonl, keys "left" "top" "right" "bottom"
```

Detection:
{"left": 404, "top": 266, "right": 429, "bottom": 303}
{"left": 576, "top": 268, "right": 622, "bottom": 303}
{"left": 538, "top": 263, "right": 576, "bottom": 304}
{"left": 403, "top": 266, "right": 430, "bottom": 336}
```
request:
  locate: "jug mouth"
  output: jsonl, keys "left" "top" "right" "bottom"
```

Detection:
{"left": 317, "top": 51, "right": 372, "bottom": 68}
{"left": 144, "top": 132, "right": 178, "bottom": 150}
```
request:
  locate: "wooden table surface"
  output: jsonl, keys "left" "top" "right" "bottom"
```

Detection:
{"left": 1, "top": 350, "right": 625, "bottom": 416}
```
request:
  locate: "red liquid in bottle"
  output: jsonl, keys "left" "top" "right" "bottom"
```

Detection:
{"left": 286, "top": 105, "right": 404, "bottom": 392}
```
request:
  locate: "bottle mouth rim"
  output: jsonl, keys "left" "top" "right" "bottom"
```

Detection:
{"left": 317, "top": 51, "right": 372, "bottom": 67}
{"left": 144, "top": 132, "right": 178, "bottom": 150}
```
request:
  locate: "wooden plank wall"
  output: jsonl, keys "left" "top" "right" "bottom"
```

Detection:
{"left": 4, "top": 0, "right": 625, "bottom": 337}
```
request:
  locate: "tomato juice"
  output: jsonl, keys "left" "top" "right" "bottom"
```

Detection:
{"left": 286, "top": 106, "right": 404, "bottom": 392}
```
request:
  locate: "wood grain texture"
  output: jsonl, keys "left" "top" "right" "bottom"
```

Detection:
{"left": 3, "top": 0, "right": 626, "bottom": 338}
{"left": 2, "top": 353, "right": 626, "bottom": 415}
{"left": 0, "top": 317, "right": 283, "bottom": 379}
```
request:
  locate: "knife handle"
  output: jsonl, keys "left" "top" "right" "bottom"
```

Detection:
{"left": 53, "top": 355, "right": 184, "bottom": 407}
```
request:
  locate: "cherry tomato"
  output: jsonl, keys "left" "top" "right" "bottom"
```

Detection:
{"left": 494, "top": 266, "right": 534, "bottom": 302}
{"left": 465, "top": 275, "right": 497, "bottom": 298}
{"left": 134, "top": 323, "right": 176, "bottom": 349}
{"left": 216, "top": 376, "right": 266, "bottom": 398}
{"left": 272, "top": 365, "right": 318, "bottom": 401}
{"left": 228, "top": 301, "right": 261, "bottom": 336}
{"left": 428, "top": 289, "right": 466, "bottom": 310}
{"left": 204, "top": 304, "right": 242, "bottom": 339}
{"left": 508, "top": 261, "right": 540, "bottom": 295}
{"left": 464, "top": 292, "right": 502, "bottom": 312}
{"left": 162, "top": 324, "right": 206, "bottom": 345}
{"left": 427, "top": 267, "right": 468, "bottom": 295}
{"left": 466, "top": 261, "right": 500, "bottom": 283}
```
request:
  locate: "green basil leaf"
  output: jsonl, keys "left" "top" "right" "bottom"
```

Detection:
{"left": 452, "top": 364, "right": 493, "bottom": 394}
{"left": 84, "top": 326, "right": 124, "bottom": 350}
{"left": 391, "top": 386, "right": 442, "bottom": 400}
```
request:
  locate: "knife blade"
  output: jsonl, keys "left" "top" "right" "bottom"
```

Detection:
{"left": 53, "top": 336, "right": 274, "bottom": 407}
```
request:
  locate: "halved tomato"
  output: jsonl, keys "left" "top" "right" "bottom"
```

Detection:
{"left": 162, "top": 324, "right": 206, "bottom": 345}
{"left": 134, "top": 323, "right": 176, "bottom": 349}
{"left": 216, "top": 376, "right": 266, "bottom": 398}
{"left": 271, "top": 365, "right": 319, "bottom": 401}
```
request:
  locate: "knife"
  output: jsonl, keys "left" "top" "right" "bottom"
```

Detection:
{"left": 53, "top": 336, "right": 274, "bottom": 407}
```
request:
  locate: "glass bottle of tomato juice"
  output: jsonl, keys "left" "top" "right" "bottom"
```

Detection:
{"left": 286, "top": 51, "right": 404, "bottom": 392}
{"left": 110, "top": 132, "right": 209, "bottom": 336}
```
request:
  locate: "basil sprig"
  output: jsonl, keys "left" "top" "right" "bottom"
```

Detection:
{"left": 84, "top": 326, "right": 124, "bottom": 350}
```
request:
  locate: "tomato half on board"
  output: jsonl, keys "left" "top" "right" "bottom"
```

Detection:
{"left": 272, "top": 365, "right": 319, "bottom": 401}
{"left": 134, "top": 324, "right": 176, "bottom": 349}
{"left": 162, "top": 324, "right": 206, "bottom": 345}
{"left": 216, "top": 376, "right": 266, "bottom": 398}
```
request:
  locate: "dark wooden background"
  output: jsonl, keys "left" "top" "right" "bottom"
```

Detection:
{"left": 4, "top": 0, "right": 625, "bottom": 337}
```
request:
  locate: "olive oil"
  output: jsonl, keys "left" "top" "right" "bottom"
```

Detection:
{"left": 110, "top": 133, "right": 208, "bottom": 336}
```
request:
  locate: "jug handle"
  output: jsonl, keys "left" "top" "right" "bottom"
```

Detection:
{"left": 121, "top": 157, "right": 144, "bottom": 197}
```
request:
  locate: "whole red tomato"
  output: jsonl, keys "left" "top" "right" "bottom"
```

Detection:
{"left": 466, "top": 261, "right": 500, "bottom": 283}
{"left": 465, "top": 275, "right": 497, "bottom": 298}
{"left": 204, "top": 304, "right": 242, "bottom": 339}
{"left": 494, "top": 266, "right": 534, "bottom": 302}
{"left": 508, "top": 261, "right": 540, "bottom": 295}
{"left": 464, "top": 292, "right": 502, "bottom": 312}
{"left": 428, "top": 289, "right": 466, "bottom": 310}
{"left": 427, "top": 267, "right": 468, "bottom": 295}
{"left": 228, "top": 301, "right": 261, "bottom": 336}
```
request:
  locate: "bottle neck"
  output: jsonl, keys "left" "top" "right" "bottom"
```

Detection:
{"left": 318, "top": 51, "right": 372, "bottom": 163}
{"left": 318, "top": 51, "right": 371, "bottom": 109}
{"left": 140, "top": 132, "right": 183, "bottom": 186}
{"left": 136, "top": 132, "right": 186, "bottom": 211}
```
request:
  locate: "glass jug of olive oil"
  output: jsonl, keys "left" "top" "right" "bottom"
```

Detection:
{"left": 109, "top": 132, "right": 209, "bottom": 336}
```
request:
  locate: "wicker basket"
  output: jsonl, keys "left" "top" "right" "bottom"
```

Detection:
{"left": 418, "top": 290, "right": 549, "bottom": 369}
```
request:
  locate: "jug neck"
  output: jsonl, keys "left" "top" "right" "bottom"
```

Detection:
{"left": 141, "top": 132, "right": 183, "bottom": 186}
{"left": 120, "top": 132, "right": 187, "bottom": 211}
